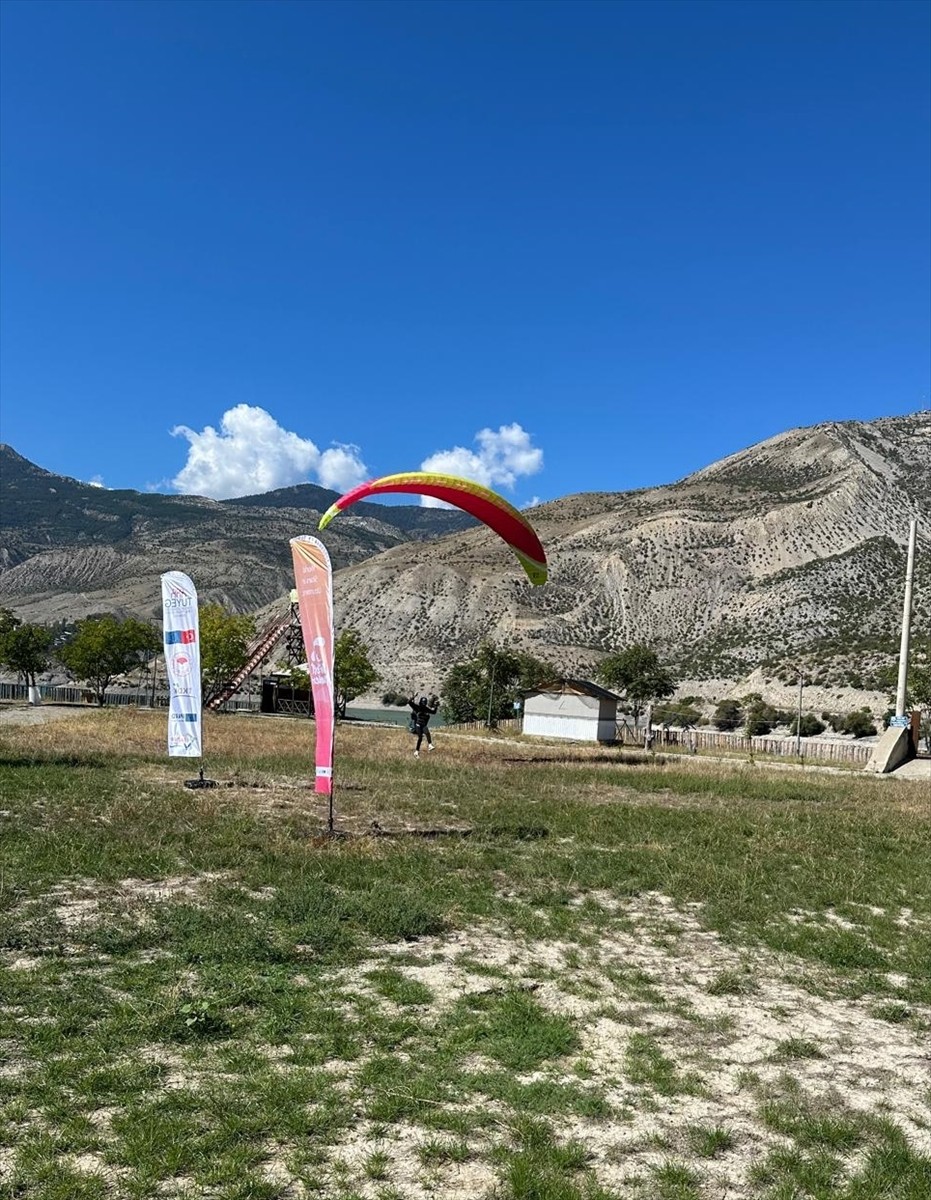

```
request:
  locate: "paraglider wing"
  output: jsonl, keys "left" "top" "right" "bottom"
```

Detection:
{"left": 318, "top": 472, "right": 547, "bottom": 585}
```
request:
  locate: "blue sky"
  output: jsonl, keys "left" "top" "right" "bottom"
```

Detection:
{"left": 1, "top": 0, "right": 928, "bottom": 505}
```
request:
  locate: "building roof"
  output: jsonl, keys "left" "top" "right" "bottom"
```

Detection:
{"left": 524, "top": 678, "right": 620, "bottom": 702}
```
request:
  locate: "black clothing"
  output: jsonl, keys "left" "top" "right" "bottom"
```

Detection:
{"left": 408, "top": 695, "right": 438, "bottom": 751}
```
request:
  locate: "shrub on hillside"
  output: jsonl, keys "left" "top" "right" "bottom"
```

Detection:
{"left": 841, "top": 709, "right": 876, "bottom": 738}
{"left": 742, "top": 693, "right": 779, "bottom": 737}
{"left": 789, "top": 713, "right": 826, "bottom": 738}
{"left": 745, "top": 710, "right": 774, "bottom": 737}
{"left": 653, "top": 701, "right": 702, "bottom": 728}
{"left": 713, "top": 700, "right": 743, "bottom": 731}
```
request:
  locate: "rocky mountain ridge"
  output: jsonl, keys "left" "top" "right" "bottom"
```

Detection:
{"left": 2, "top": 414, "right": 928, "bottom": 698}
{"left": 0, "top": 445, "right": 472, "bottom": 623}
{"left": 324, "top": 413, "right": 930, "bottom": 692}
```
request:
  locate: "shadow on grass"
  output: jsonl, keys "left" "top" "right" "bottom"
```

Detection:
{"left": 485, "top": 824, "right": 550, "bottom": 840}
{"left": 502, "top": 753, "right": 665, "bottom": 766}
{"left": 0, "top": 751, "right": 112, "bottom": 769}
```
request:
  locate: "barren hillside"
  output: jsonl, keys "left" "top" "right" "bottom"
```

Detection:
{"left": 2, "top": 415, "right": 928, "bottom": 695}
{"left": 0, "top": 447, "right": 471, "bottom": 623}
{"left": 327, "top": 413, "right": 930, "bottom": 691}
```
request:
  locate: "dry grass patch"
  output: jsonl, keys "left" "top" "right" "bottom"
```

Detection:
{"left": 2, "top": 709, "right": 930, "bottom": 1198}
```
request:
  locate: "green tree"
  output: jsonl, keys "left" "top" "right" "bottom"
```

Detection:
{"left": 789, "top": 713, "right": 826, "bottom": 738}
{"left": 878, "top": 646, "right": 931, "bottom": 751}
{"left": 0, "top": 623, "right": 53, "bottom": 687}
{"left": 713, "top": 699, "right": 743, "bottom": 731}
{"left": 742, "top": 693, "right": 779, "bottom": 737}
{"left": 841, "top": 708, "right": 876, "bottom": 739}
{"left": 596, "top": 644, "right": 675, "bottom": 723}
{"left": 0, "top": 607, "right": 20, "bottom": 643}
{"left": 59, "top": 616, "right": 159, "bottom": 705}
{"left": 653, "top": 700, "right": 702, "bottom": 728}
{"left": 441, "top": 642, "right": 554, "bottom": 726}
{"left": 911, "top": 662, "right": 931, "bottom": 752}
{"left": 0, "top": 608, "right": 22, "bottom": 672}
{"left": 278, "top": 664, "right": 310, "bottom": 690}
{"left": 334, "top": 628, "right": 380, "bottom": 719}
{"left": 745, "top": 709, "right": 773, "bottom": 737}
{"left": 199, "top": 605, "right": 255, "bottom": 700}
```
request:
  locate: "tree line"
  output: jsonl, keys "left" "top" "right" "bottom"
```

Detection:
{"left": 0, "top": 606, "right": 379, "bottom": 714}
{"left": 2, "top": 603, "right": 928, "bottom": 744}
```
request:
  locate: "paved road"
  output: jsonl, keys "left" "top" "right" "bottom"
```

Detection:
{"left": 889, "top": 755, "right": 931, "bottom": 782}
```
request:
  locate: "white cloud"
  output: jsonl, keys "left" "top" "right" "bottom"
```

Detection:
{"left": 317, "top": 444, "right": 368, "bottom": 491}
{"left": 419, "top": 423, "right": 543, "bottom": 507}
{"left": 87, "top": 475, "right": 106, "bottom": 489}
{"left": 170, "top": 405, "right": 368, "bottom": 499}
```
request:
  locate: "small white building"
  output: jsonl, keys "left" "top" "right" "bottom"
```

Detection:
{"left": 522, "top": 679, "right": 620, "bottom": 743}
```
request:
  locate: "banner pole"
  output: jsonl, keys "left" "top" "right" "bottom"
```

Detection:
{"left": 328, "top": 688, "right": 336, "bottom": 834}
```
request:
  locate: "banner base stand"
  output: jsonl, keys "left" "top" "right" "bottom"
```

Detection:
{"left": 184, "top": 767, "right": 219, "bottom": 790}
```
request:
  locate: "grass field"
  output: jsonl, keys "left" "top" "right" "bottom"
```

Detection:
{"left": 1, "top": 708, "right": 929, "bottom": 1200}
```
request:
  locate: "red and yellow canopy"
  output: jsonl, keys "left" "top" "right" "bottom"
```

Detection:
{"left": 319, "top": 471, "right": 547, "bottom": 585}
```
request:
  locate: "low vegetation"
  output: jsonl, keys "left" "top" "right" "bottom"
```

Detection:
{"left": 1, "top": 708, "right": 929, "bottom": 1199}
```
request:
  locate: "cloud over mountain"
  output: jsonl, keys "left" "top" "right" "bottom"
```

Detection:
{"left": 419, "top": 423, "right": 543, "bottom": 506}
{"left": 170, "top": 405, "right": 367, "bottom": 499}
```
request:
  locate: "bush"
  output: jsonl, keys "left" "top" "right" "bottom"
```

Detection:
{"left": 841, "top": 709, "right": 876, "bottom": 738}
{"left": 789, "top": 713, "right": 826, "bottom": 738}
{"left": 713, "top": 700, "right": 743, "bottom": 731}
{"left": 745, "top": 711, "right": 773, "bottom": 737}
{"left": 743, "top": 694, "right": 779, "bottom": 737}
{"left": 381, "top": 691, "right": 409, "bottom": 707}
{"left": 653, "top": 702, "right": 702, "bottom": 728}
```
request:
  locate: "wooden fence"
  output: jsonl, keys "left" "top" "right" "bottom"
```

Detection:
{"left": 0, "top": 682, "right": 257, "bottom": 713}
{"left": 627, "top": 725, "right": 874, "bottom": 767}
{"left": 444, "top": 717, "right": 523, "bottom": 735}
{"left": 444, "top": 713, "right": 874, "bottom": 766}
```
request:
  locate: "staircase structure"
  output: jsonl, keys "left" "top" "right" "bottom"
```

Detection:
{"left": 206, "top": 603, "right": 299, "bottom": 710}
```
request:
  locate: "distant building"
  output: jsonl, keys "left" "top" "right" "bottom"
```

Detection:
{"left": 261, "top": 669, "right": 312, "bottom": 717}
{"left": 522, "top": 679, "right": 620, "bottom": 742}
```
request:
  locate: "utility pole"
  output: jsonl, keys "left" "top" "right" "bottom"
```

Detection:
{"left": 795, "top": 670, "right": 804, "bottom": 757}
{"left": 895, "top": 519, "right": 918, "bottom": 718}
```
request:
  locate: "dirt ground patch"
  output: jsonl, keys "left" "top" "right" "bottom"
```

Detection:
{"left": 318, "top": 891, "right": 931, "bottom": 1197}
{"left": 0, "top": 702, "right": 98, "bottom": 728}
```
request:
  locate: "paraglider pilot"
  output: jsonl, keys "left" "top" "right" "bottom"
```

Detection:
{"left": 408, "top": 692, "right": 439, "bottom": 757}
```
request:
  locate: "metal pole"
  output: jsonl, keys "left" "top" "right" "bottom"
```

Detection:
{"left": 486, "top": 659, "right": 496, "bottom": 727}
{"left": 895, "top": 519, "right": 918, "bottom": 718}
{"left": 328, "top": 709, "right": 336, "bottom": 835}
{"left": 796, "top": 671, "right": 803, "bottom": 757}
